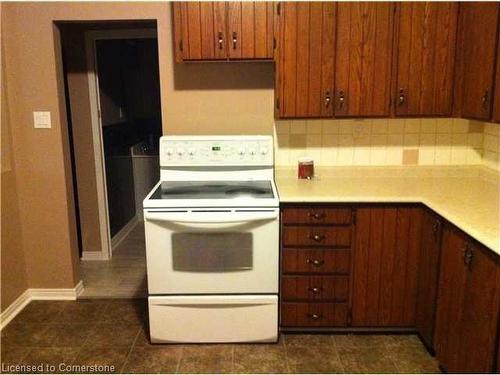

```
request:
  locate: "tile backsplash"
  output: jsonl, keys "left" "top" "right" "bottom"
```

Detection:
{"left": 274, "top": 118, "right": 500, "bottom": 171}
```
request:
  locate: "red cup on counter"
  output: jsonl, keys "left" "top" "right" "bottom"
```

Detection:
{"left": 298, "top": 157, "right": 314, "bottom": 179}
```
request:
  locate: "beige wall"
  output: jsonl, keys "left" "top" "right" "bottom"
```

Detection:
{"left": 1, "top": 2, "right": 30, "bottom": 310}
{"left": 1, "top": 1, "right": 275, "bottom": 308}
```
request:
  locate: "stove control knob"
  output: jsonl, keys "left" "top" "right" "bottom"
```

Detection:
{"left": 238, "top": 148, "right": 246, "bottom": 156}
{"left": 165, "top": 148, "right": 174, "bottom": 156}
{"left": 249, "top": 148, "right": 256, "bottom": 156}
{"left": 188, "top": 148, "right": 196, "bottom": 156}
{"left": 260, "top": 147, "right": 268, "bottom": 155}
{"left": 177, "top": 148, "right": 185, "bottom": 156}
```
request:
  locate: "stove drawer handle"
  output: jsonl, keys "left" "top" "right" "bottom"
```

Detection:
{"left": 144, "top": 210, "right": 278, "bottom": 224}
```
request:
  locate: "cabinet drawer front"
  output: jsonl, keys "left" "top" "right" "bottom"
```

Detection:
{"left": 281, "top": 275, "right": 349, "bottom": 302}
{"left": 282, "top": 226, "right": 352, "bottom": 247}
{"left": 282, "top": 248, "right": 351, "bottom": 275}
{"left": 282, "top": 208, "right": 352, "bottom": 225}
{"left": 281, "top": 302, "right": 348, "bottom": 327}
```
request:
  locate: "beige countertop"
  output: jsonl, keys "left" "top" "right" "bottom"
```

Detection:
{"left": 275, "top": 166, "right": 500, "bottom": 256}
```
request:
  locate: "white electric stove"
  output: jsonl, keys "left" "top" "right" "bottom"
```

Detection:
{"left": 143, "top": 135, "right": 279, "bottom": 343}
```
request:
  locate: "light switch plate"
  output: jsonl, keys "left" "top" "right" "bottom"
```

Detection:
{"left": 33, "top": 111, "right": 51, "bottom": 129}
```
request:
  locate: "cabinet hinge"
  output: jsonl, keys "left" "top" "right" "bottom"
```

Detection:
{"left": 273, "top": 37, "right": 277, "bottom": 50}
{"left": 277, "top": 2, "right": 281, "bottom": 15}
{"left": 276, "top": 97, "right": 280, "bottom": 110}
{"left": 179, "top": 40, "right": 183, "bottom": 52}
{"left": 352, "top": 210, "right": 356, "bottom": 225}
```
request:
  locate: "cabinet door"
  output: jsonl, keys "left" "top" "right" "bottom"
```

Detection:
{"left": 335, "top": 3, "right": 394, "bottom": 117}
{"left": 415, "top": 210, "right": 442, "bottom": 351}
{"left": 395, "top": 2, "right": 458, "bottom": 116}
{"left": 456, "top": 244, "right": 500, "bottom": 373}
{"left": 352, "top": 207, "right": 422, "bottom": 327}
{"left": 227, "top": 2, "right": 274, "bottom": 60}
{"left": 173, "top": 2, "right": 227, "bottom": 61}
{"left": 456, "top": 3, "right": 499, "bottom": 120}
{"left": 277, "top": 2, "right": 335, "bottom": 118}
{"left": 433, "top": 225, "right": 469, "bottom": 372}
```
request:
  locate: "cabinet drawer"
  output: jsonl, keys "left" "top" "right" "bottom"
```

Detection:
{"left": 281, "top": 276, "right": 349, "bottom": 302}
{"left": 282, "top": 208, "right": 352, "bottom": 225}
{"left": 281, "top": 302, "right": 348, "bottom": 327}
{"left": 282, "top": 226, "right": 352, "bottom": 247}
{"left": 282, "top": 249, "right": 351, "bottom": 275}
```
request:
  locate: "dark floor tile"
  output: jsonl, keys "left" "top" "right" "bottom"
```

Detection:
{"left": 286, "top": 344, "right": 344, "bottom": 373}
{"left": 284, "top": 334, "right": 334, "bottom": 348}
{"left": 86, "top": 323, "right": 140, "bottom": 348}
{"left": 332, "top": 333, "right": 393, "bottom": 349}
{"left": 12, "top": 301, "right": 69, "bottom": 324}
{"left": 101, "top": 299, "right": 147, "bottom": 325}
{"left": 383, "top": 334, "right": 424, "bottom": 348}
{"left": 0, "top": 345, "right": 31, "bottom": 366}
{"left": 57, "top": 300, "right": 109, "bottom": 323}
{"left": 233, "top": 344, "right": 288, "bottom": 374}
{"left": 133, "top": 324, "right": 151, "bottom": 346}
{"left": 178, "top": 344, "right": 233, "bottom": 374}
{"left": 337, "top": 346, "right": 399, "bottom": 374}
{"left": 388, "top": 344, "right": 441, "bottom": 373}
{"left": 75, "top": 346, "right": 130, "bottom": 374}
{"left": 1, "top": 324, "right": 53, "bottom": 347}
{"left": 121, "top": 345, "right": 182, "bottom": 374}
{"left": 42, "top": 323, "right": 95, "bottom": 348}
{"left": 23, "top": 347, "right": 80, "bottom": 372}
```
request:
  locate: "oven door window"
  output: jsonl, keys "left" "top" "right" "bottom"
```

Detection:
{"left": 171, "top": 233, "right": 253, "bottom": 272}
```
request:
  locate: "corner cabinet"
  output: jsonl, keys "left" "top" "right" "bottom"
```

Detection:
{"left": 335, "top": 2, "right": 394, "bottom": 117}
{"left": 276, "top": 2, "right": 335, "bottom": 118}
{"left": 454, "top": 2, "right": 500, "bottom": 120}
{"left": 434, "top": 224, "right": 500, "bottom": 373}
{"left": 172, "top": 1, "right": 275, "bottom": 62}
{"left": 394, "top": 2, "right": 458, "bottom": 116}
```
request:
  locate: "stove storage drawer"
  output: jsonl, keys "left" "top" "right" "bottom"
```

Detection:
{"left": 282, "top": 226, "right": 352, "bottom": 247}
{"left": 282, "top": 248, "right": 351, "bottom": 275}
{"left": 281, "top": 275, "right": 349, "bottom": 302}
{"left": 281, "top": 302, "right": 348, "bottom": 327}
{"left": 282, "top": 207, "right": 353, "bottom": 225}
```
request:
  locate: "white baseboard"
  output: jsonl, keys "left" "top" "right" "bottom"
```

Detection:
{"left": 81, "top": 251, "right": 108, "bottom": 261}
{"left": 111, "top": 214, "right": 138, "bottom": 251}
{"left": 0, "top": 280, "right": 84, "bottom": 330}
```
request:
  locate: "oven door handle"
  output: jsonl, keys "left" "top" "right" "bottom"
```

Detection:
{"left": 144, "top": 210, "right": 278, "bottom": 225}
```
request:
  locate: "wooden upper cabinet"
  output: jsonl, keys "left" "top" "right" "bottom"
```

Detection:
{"left": 277, "top": 2, "right": 335, "bottom": 118}
{"left": 173, "top": 2, "right": 274, "bottom": 62}
{"left": 455, "top": 3, "right": 500, "bottom": 120}
{"left": 227, "top": 2, "right": 275, "bottom": 60}
{"left": 395, "top": 2, "right": 458, "bottom": 116}
{"left": 335, "top": 3, "right": 394, "bottom": 117}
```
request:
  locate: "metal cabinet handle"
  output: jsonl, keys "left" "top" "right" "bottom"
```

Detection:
{"left": 308, "top": 286, "right": 323, "bottom": 294}
{"left": 481, "top": 89, "right": 489, "bottom": 109}
{"left": 306, "top": 259, "right": 325, "bottom": 266}
{"left": 232, "top": 32, "right": 237, "bottom": 49}
{"left": 463, "top": 244, "right": 473, "bottom": 268}
{"left": 308, "top": 313, "right": 322, "bottom": 320}
{"left": 218, "top": 32, "right": 224, "bottom": 49}
{"left": 309, "top": 234, "right": 325, "bottom": 242}
{"left": 338, "top": 90, "right": 345, "bottom": 108}
{"left": 308, "top": 212, "right": 324, "bottom": 220}
{"left": 398, "top": 88, "right": 406, "bottom": 105}
{"left": 325, "top": 91, "right": 331, "bottom": 108}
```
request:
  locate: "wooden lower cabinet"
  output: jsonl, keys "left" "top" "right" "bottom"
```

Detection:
{"left": 434, "top": 224, "right": 500, "bottom": 373}
{"left": 351, "top": 206, "right": 423, "bottom": 327}
{"left": 415, "top": 209, "right": 442, "bottom": 350}
{"left": 280, "top": 203, "right": 500, "bottom": 372}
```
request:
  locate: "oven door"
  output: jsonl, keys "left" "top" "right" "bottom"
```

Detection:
{"left": 144, "top": 208, "right": 279, "bottom": 294}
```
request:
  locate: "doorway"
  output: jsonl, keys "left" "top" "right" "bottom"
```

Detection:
{"left": 59, "top": 22, "right": 161, "bottom": 297}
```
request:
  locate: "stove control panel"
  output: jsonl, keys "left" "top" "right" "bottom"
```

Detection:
{"left": 160, "top": 136, "right": 273, "bottom": 166}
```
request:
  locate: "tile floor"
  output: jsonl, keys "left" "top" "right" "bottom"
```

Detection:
{"left": 1, "top": 299, "right": 441, "bottom": 374}
{"left": 80, "top": 224, "right": 147, "bottom": 298}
